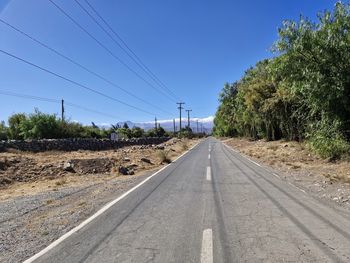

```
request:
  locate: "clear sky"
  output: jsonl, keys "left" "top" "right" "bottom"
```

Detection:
{"left": 0, "top": 0, "right": 337, "bottom": 125}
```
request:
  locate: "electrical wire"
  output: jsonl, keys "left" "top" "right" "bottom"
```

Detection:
{"left": 0, "top": 89, "right": 122, "bottom": 120}
{"left": 0, "top": 49, "right": 157, "bottom": 116}
{"left": 76, "top": 0, "right": 180, "bottom": 101}
{"left": 0, "top": 18, "right": 173, "bottom": 116}
{"left": 48, "top": 0, "right": 176, "bottom": 103}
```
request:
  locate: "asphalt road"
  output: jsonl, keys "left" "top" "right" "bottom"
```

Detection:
{"left": 27, "top": 137, "right": 350, "bottom": 263}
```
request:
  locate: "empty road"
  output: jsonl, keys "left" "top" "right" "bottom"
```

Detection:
{"left": 26, "top": 138, "right": 350, "bottom": 262}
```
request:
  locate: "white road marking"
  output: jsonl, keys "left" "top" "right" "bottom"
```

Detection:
{"left": 208, "top": 154, "right": 211, "bottom": 160}
{"left": 245, "top": 157, "right": 261, "bottom": 167}
{"left": 201, "top": 229, "right": 213, "bottom": 263}
{"left": 223, "top": 141, "right": 306, "bottom": 194}
{"left": 206, "top": 166, "right": 212, "bottom": 181}
{"left": 273, "top": 173, "right": 281, "bottom": 179}
{"left": 288, "top": 182, "right": 306, "bottom": 193}
{"left": 23, "top": 141, "right": 201, "bottom": 263}
{"left": 223, "top": 143, "right": 261, "bottom": 166}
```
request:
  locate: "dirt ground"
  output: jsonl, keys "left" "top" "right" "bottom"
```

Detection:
{"left": 0, "top": 138, "right": 195, "bottom": 200}
{"left": 0, "top": 138, "right": 198, "bottom": 262}
{"left": 224, "top": 137, "right": 350, "bottom": 209}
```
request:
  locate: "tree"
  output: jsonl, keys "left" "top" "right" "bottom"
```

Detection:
{"left": 19, "top": 110, "right": 61, "bottom": 139}
{"left": 0, "top": 121, "right": 8, "bottom": 140}
{"left": 8, "top": 113, "right": 26, "bottom": 140}
{"left": 131, "top": 127, "right": 145, "bottom": 138}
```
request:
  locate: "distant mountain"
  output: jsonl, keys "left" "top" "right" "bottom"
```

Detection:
{"left": 116, "top": 116, "right": 214, "bottom": 133}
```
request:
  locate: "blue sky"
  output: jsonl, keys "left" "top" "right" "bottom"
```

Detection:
{"left": 0, "top": 0, "right": 337, "bottom": 125}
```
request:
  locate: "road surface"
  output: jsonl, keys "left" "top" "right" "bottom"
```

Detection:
{"left": 26, "top": 138, "right": 350, "bottom": 262}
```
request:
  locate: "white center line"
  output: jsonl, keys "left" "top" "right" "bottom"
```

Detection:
{"left": 206, "top": 166, "right": 211, "bottom": 181}
{"left": 201, "top": 228, "right": 213, "bottom": 263}
{"left": 208, "top": 154, "right": 210, "bottom": 160}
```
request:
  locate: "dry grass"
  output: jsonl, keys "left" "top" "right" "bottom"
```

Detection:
{"left": 0, "top": 138, "right": 199, "bottom": 200}
{"left": 157, "top": 150, "right": 172, "bottom": 164}
{"left": 55, "top": 178, "right": 67, "bottom": 186}
{"left": 225, "top": 138, "right": 350, "bottom": 183}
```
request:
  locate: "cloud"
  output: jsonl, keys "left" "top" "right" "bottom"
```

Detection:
{"left": 142, "top": 115, "right": 214, "bottom": 124}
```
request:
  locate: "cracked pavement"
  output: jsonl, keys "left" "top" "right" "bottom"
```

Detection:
{"left": 29, "top": 138, "right": 350, "bottom": 262}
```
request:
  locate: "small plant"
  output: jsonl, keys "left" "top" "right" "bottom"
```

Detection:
{"left": 180, "top": 140, "right": 189, "bottom": 151}
{"left": 55, "top": 178, "right": 67, "bottom": 186}
{"left": 308, "top": 121, "right": 349, "bottom": 160}
{"left": 157, "top": 150, "right": 171, "bottom": 164}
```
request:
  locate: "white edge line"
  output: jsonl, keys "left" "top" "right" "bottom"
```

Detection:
{"left": 201, "top": 228, "right": 213, "bottom": 263}
{"left": 223, "top": 142, "right": 307, "bottom": 194}
{"left": 288, "top": 182, "right": 306, "bottom": 193}
{"left": 273, "top": 173, "right": 281, "bottom": 179}
{"left": 23, "top": 141, "right": 201, "bottom": 263}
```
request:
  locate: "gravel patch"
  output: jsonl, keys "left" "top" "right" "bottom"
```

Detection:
{"left": 0, "top": 172, "right": 152, "bottom": 263}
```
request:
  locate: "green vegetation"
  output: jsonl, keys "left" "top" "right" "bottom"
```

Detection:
{"left": 213, "top": 2, "right": 350, "bottom": 159}
{"left": 0, "top": 109, "right": 169, "bottom": 140}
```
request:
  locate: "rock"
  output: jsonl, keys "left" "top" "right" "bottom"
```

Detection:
{"left": 118, "top": 166, "right": 129, "bottom": 175}
{"left": 127, "top": 163, "right": 138, "bottom": 169}
{"left": 141, "top": 158, "right": 152, "bottom": 164}
{"left": 63, "top": 162, "right": 75, "bottom": 172}
{"left": 128, "top": 169, "right": 135, "bottom": 175}
{"left": 123, "top": 157, "right": 131, "bottom": 162}
{"left": 0, "top": 176, "right": 12, "bottom": 185}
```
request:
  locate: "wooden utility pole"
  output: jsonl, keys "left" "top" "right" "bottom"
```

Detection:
{"left": 176, "top": 102, "right": 185, "bottom": 132}
{"left": 173, "top": 119, "right": 176, "bottom": 134}
{"left": 61, "top": 99, "right": 65, "bottom": 123}
{"left": 155, "top": 117, "right": 157, "bottom": 131}
{"left": 186, "top": 109, "right": 192, "bottom": 128}
{"left": 196, "top": 120, "right": 199, "bottom": 133}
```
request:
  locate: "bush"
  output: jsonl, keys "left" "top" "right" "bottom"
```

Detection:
{"left": 19, "top": 110, "right": 61, "bottom": 139}
{"left": 157, "top": 150, "right": 171, "bottom": 164}
{"left": 8, "top": 113, "right": 26, "bottom": 140}
{"left": 0, "top": 121, "right": 8, "bottom": 140}
{"left": 308, "top": 120, "right": 350, "bottom": 160}
{"left": 131, "top": 127, "right": 145, "bottom": 138}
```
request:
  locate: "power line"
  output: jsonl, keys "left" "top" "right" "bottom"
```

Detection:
{"left": 48, "top": 0, "right": 176, "bottom": 103}
{"left": 0, "top": 18, "right": 173, "bottom": 116}
{"left": 0, "top": 89, "right": 122, "bottom": 120}
{"left": 0, "top": 49, "right": 158, "bottom": 116}
{"left": 79, "top": 0, "right": 181, "bottom": 101}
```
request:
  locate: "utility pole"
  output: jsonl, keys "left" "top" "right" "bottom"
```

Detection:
{"left": 196, "top": 120, "right": 199, "bottom": 134}
{"left": 173, "top": 119, "right": 176, "bottom": 134}
{"left": 61, "top": 99, "right": 65, "bottom": 123}
{"left": 186, "top": 109, "right": 192, "bottom": 129}
{"left": 155, "top": 116, "right": 157, "bottom": 131}
{"left": 176, "top": 102, "right": 185, "bottom": 132}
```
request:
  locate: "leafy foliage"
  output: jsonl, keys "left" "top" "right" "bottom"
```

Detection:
{"left": 214, "top": 2, "right": 350, "bottom": 159}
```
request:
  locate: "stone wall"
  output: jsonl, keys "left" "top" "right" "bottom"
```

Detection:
{"left": 0, "top": 137, "right": 170, "bottom": 152}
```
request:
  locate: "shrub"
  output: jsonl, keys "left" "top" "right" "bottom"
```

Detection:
{"left": 308, "top": 120, "right": 349, "bottom": 160}
{"left": 157, "top": 150, "right": 171, "bottom": 164}
{"left": 0, "top": 121, "right": 8, "bottom": 140}
{"left": 19, "top": 110, "right": 61, "bottom": 139}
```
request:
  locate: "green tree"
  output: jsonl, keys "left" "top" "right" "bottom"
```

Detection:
{"left": 8, "top": 113, "right": 26, "bottom": 140}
